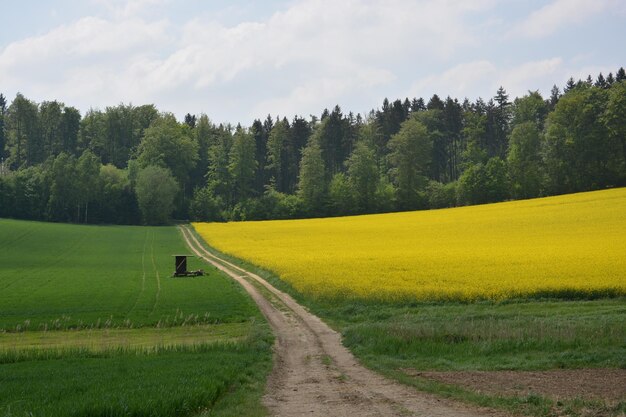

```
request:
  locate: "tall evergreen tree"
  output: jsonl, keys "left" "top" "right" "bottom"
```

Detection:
{"left": 411, "top": 97, "right": 426, "bottom": 112}
{"left": 427, "top": 94, "right": 445, "bottom": 110}
{"left": 415, "top": 109, "right": 445, "bottom": 182}
{"left": 289, "top": 116, "right": 312, "bottom": 192}
{"left": 207, "top": 127, "right": 233, "bottom": 205}
{"left": 388, "top": 117, "right": 432, "bottom": 209}
{"left": 250, "top": 118, "right": 269, "bottom": 194}
{"left": 595, "top": 73, "right": 608, "bottom": 89}
{"left": 189, "top": 114, "right": 213, "bottom": 190}
{"left": 39, "top": 101, "right": 63, "bottom": 160}
{"left": 606, "top": 72, "right": 615, "bottom": 86}
{"left": 298, "top": 134, "right": 326, "bottom": 216}
{"left": 266, "top": 118, "right": 290, "bottom": 193}
{"left": 443, "top": 97, "right": 463, "bottom": 181}
{"left": 61, "top": 106, "right": 81, "bottom": 155}
{"left": 229, "top": 127, "right": 257, "bottom": 201}
{"left": 7, "top": 93, "right": 40, "bottom": 168}
{"left": 184, "top": 113, "right": 197, "bottom": 128}
{"left": 493, "top": 86, "right": 511, "bottom": 157}
{"left": 549, "top": 85, "right": 561, "bottom": 109}
{"left": 461, "top": 109, "right": 488, "bottom": 168}
{"left": 317, "top": 106, "right": 351, "bottom": 178}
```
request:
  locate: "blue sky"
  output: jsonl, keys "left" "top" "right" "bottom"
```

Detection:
{"left": 1, "top": 0, "right": 624, "bottom": 125}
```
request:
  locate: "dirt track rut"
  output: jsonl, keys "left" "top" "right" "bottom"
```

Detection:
{"left": 180, "top": 225, "right": 507, "bottom": 417}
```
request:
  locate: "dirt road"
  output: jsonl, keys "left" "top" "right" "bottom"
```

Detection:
{"left": 180, "top": 226, "right": 507, "bottom": 417}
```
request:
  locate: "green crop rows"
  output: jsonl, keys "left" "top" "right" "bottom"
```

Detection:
{"left": 0, "top": 219, "right": 272, "bottom": 417}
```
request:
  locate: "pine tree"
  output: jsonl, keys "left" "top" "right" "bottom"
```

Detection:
{"left": 402, "top": 98, "right": 411, "bottom": 117}
{"left": 492, "top": 87, "right": 511, "bottom": 158}
{"left": 606, "top": 72, "right": 615, "bottom": 86}
{"left": 190, "top": 114, "right": 212, "bottom": 190}
{"left": 289, "top": 116, "right": 312, "bottom": 191}
{"left": 427, "top": 94, "right": 444, "bottom": 110}
{"left": 388, "top": 118, "right": 432, "bottom": 210}
{"left": 564, "top": 77, "right": 576, "bottom": 93}
{"left": 207, "top": 128, "right": 233, "bottom": 205}
{"left": 595, "top": 73, "right": 607, "bottom": 89}
{"left": 250, "top": 119, "right": 268, "bottom": 194}
{"left": 229, "top": 127, "right": 257, "bottom": 201}
{"left": 411, "top": 98, "right": 426, "bottom": 112}
{"left": 549, "top": 85, "right": 561, "bottom": 108}
{"left": 298, "top": 135, "right": 326, "bottom": 215}
{"left": 616, "top": 67, "right": 626, "bottom": 82}
{"left": 184, "top": 113, "right": 197, "bottom": 128}
{"left": 266, "top": 118, "right": 289, "bottom": 193}
{"left": 7, "top": 93, "right": 40, "bottom": 168}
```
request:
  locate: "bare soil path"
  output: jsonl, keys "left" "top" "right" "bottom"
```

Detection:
{"left": 410, "top": 369, "right": 626, "bottom": 404}
{"left": 180, "top": 226, "right": 509, "bottom": 417}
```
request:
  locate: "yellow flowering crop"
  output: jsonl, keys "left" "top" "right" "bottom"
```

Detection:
{"left": 193, "top": 188, "right": 626, "bottom": 301}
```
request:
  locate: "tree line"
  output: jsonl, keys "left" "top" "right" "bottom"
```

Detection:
{"left": 0, "top": 68, "right": 625, "bottom": 225}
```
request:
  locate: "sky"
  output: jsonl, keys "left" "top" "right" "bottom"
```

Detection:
{"left": 1, "top": 0, "right": 624, "bottom": 125}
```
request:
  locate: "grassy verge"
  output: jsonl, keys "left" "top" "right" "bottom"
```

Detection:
{"left": 0, "top": 329, "right": 273, "bottom": 417}
{"left": 327, "top": 299, "right": 626, "bottom": 371}
{"left": 0, "top": 322, "right": 251, "bottom": 352}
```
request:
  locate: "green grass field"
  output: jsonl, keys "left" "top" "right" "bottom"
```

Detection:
{"left": 0, "top": 219, "right": 258, "bottom": 331}
{"left": 0, "top": 219, "right": 272, "bottom": 417}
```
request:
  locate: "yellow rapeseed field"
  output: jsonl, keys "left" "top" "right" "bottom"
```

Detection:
{"left": 193, "top": 188, "right": 626, "bottom": 301}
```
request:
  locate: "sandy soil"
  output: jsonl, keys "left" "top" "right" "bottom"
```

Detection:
{"left": 403, "top": 369, "right": 626, "bottom": 404}
{"left": 180, "top": 226, "right": 509, "bottom": 417}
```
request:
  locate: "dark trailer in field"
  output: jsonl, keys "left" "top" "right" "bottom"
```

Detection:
{"left": 172, "top": 255, "right": 204, "bottom": 277}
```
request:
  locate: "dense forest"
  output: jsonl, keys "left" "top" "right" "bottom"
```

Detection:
{"left": 0, "top": 68, "right": 625, "bottom": 225}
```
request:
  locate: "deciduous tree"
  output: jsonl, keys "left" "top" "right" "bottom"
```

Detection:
{"left": 135, "top": 165, "right": 179, "bottom": 225}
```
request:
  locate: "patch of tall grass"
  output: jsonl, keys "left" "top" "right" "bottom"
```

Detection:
{"left": 0, "top": 340, "right": 272, "bottom": 417}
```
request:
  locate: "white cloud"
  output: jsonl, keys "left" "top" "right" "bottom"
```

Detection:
{"left": 498, "top": 58, "right": 563, "bottom": 97}
{"left": 0, "top": 17, "right": 167, "bottom": 68}
{"left": 149, "top": 0, "right": 494, "bottom": 118}
{"left": 0, "top": 0, "right": 498, "bottom": 121}
{"left": 409, "top": 60, "right": 498, "bottom": 100}
{"left": 409, "top": 58, "right": 582, "bottom": 101}
{"left": 0, "top": 15, "right": 169, "bottom": 112}
{"left": 253, "top": 68, "right": 396, "bottom": 118}
{"left": 510, "top": 0, "right": 618, "bottom": 39}
{"left": 0, "top": 0, "right": 620, "bottom": 123}
{"left": 92, "top": 0, "right": 170, "bottom": 19}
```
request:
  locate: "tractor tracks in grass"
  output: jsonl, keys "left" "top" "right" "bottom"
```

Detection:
{"left": 149, "top": 231, "right": 161, "bottom": 315}
{"left": 127, "top": 229, "right": 149, "bottom": 318}
{"left": 180, "top": 225, "right": 509, "bottom": 417}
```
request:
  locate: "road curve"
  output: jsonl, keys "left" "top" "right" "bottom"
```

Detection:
{"left": 180, "top": 225, "right": 507, "bottom": 417}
